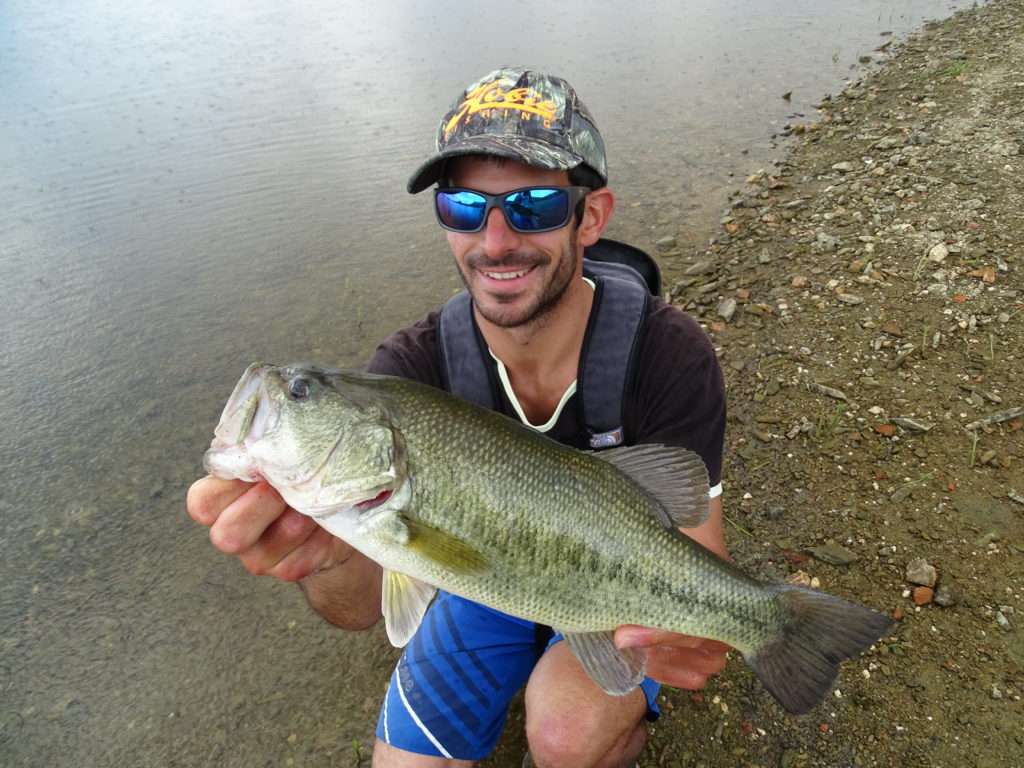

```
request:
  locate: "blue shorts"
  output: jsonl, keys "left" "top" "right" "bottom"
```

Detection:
{"left": 375, "top": 591, "right": 661, "bottom": 761}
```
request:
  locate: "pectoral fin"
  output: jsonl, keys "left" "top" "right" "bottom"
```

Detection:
{"left": 559, "top": 630, "right": 647, "bottom": 696}
{"left": 404, "top": 518, "right": 489, "bottom": 575}
{"left": 593, "top": 444, "right": 710, "bottom": 528}
{"left": 381, "top": 570, "right": 437, "bottom": 647}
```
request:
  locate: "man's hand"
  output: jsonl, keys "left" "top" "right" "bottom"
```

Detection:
{"left": 187, "top": 476, "right": 349, "bottom": 582}
{"left": 614, "top": 626, "right": 730, "bottom": 690}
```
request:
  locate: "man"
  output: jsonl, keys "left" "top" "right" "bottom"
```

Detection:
{"left": 188, "top": 68, "right": 729, "bottom": 767}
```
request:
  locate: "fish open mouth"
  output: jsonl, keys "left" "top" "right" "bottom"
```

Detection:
{"left": 210, "top": 363, "right": 276, "bottom": 449}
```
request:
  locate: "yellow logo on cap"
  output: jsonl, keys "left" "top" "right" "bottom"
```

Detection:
{"left": 443, "top": 82, "right": 559, "bottom": 140}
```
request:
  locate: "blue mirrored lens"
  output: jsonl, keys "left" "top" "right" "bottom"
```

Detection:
{"left": 437, "top": 190, "right": 487, "bottom": 231}
{"left": 505, "top": 188, "right": 568, "bottom": 231}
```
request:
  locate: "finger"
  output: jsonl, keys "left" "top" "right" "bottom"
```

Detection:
{"left": 237, "top": 507, "right": 319, "bottom": 576}
{"left": 697, "top": 639, "right": 732, "bottom": 655}
{"left": 187, "top": 476, "right": 252, "bottom": 526}
{"left": 614, "top": 625, "right": 703, "bottom": 650}
{"left": 267, "top": 527, "right": 340, "bottom": 582}
{"left": 208, "top": 481, "right": 287, "bottom": 555}
{"left": 645, "top": 646, "right": 727, "bottom": 690}
{"left": 654, "top": 645, "right": 729, "bottom": 676}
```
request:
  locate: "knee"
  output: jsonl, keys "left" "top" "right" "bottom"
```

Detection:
{"left": 527, "top": 709, "right": 638, "bottom": 768}
{"left": 526, "top": 710, "right": 590, "bottom": 767}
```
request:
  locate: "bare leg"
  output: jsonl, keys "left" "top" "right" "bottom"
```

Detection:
{"left": 524, "top": 642, "right": 648, "bottom": 768}
{"left": 372, "top": 739, "right": 475, "bottom": 768}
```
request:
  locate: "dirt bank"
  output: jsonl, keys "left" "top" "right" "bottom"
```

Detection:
{"left": 489, "top": 2, "right": 1024, "bottom": 766}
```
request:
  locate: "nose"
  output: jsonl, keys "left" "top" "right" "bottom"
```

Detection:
{"left": 481, "top": 206, "right": 520, "bottom": 258}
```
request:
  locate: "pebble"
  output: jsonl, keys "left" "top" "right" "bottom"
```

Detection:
{"left": 816, "top": 232, "right": 841, "bottom": 250}
{"left": 928, "top": 243, "right": 950, "bottom": 263}
{"left": 934, "top": 583, "right": 958, "bottom": 607}
{"left": 837, "top": 293, "right": 864, "bottom": 305}
{"left": 996, "top": 611, "right": 1012, "bottom": 632}
{"left": 832, "top": 161, "right": 856, "bottom": 173}
{"left": 684, "top": 259, "right": 717, "bottom": 276}
{"left": 913, "top": 586, "right": 934, "bottom": 606}
{"left": 807, "top": 543, "right": 858, "bottom": 566}
{"left": 717, "top": 298, "right": 738, "bottom": 322}
{"left": 906, "top": 557, "right": 938, "bottom": 587}
{"left": 656, "top": 235, "right": 677, "bottom": 251}
{"left": 875, "top": 137, "right": 903, "bottom": 150}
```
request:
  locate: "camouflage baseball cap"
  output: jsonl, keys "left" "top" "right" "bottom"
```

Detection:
{"left": 407, "top": 67, "right": 607, "bottom": 194}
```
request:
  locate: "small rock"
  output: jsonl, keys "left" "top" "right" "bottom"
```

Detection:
{"left": 875, "top": 137, "right": 903, "bottom": 151}
{"left": 979, "top": 449, "right": 997, "bottom": 466}
{"left": 991, "top": 685, "right": 1003, "bottom": 700}
{"left": 991, "top": 141, "right": 1020, "bottom": 157}
{"left": 684, "top": 259, "right": 716, "bottom": 276}
{"left": 837, "top": 293, "right": 864, "bottom": 305}
{"left": 891, "top": 484, "right": 915, "bottom": 503}
{"left": 816, "top": 232, "right": 840, "bottom": 250}
{"left": 934, "top": 583, "right": 958, "bottom": 607}
{"left": 656, "top": 235, "right": 677, "bottom": 251}
{"left": 906, "top": 558, "right": 938, "bottom": 587}
{"left": 717, "top": 298, "right": 738, "bottom": 322}
{"left": 975, "top": 531, "right": 1000, "bottom": 547}
{"left": 807, "top": 543, "right": 858, "bottom": 566}
{"left": 792, "top": 275, "right": 808, "bottom": 288}
{"left": 913, "top": 586, "right": 934, "bottom": 606}
{"left": 928, "top": 243, "right": 949, "bottom": 263}
{"left": 832, "top": 161, "right": 856, "bottom": 173}
{"left": 996, "top": 611, "right": 1012, "bottom": 632}
{"left": 891, "top": 417, "right": 932, "bottom": 432}
{"left": 766, "top": 505, "right": 785, "bottom": 521}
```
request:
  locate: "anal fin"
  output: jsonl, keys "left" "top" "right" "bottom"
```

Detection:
{"left": 559, "top": 629, "right": 647, "bottom": 696}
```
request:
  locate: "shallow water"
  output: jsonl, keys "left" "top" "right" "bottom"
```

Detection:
{"left": 0, "top": 0, "right": 976, "bottom": 764}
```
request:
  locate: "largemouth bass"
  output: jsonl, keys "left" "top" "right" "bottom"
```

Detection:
{"left": 204, "top": 362, "right": 892, "bottom": 714}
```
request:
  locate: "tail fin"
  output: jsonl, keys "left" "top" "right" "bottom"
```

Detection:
{"left": 745, "top": 586, "right": 894, "bottom": 715}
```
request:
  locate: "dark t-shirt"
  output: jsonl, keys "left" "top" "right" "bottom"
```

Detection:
{"left": 366, "top": 296, "right": 725, "bottom": 489}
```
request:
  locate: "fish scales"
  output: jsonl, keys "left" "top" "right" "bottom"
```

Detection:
{"left": 375, "top": 378, "right": 779, "bottom": 647}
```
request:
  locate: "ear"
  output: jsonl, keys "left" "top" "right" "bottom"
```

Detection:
{"left": 576, "top": 187, "right": 615, "bottom": 248}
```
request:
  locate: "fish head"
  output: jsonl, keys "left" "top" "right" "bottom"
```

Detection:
{"left": 204, "top": 362, "right": 405, "bottom": 517}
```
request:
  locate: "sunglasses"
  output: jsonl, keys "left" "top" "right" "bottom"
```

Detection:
{"left": 434, "top": 186, "right": 591, "bottom": 234}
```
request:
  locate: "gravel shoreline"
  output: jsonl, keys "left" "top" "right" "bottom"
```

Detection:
{"left": 492, "top": 2, "right": 1024, "bottom": 765}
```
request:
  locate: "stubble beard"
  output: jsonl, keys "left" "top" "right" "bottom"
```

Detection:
{"left": 459, "top": 231, "right": 580, "bottom": 330}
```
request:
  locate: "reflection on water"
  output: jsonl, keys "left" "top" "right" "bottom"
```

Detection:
{"left": 0, "top": 0, "right": 975, "bottom": 763}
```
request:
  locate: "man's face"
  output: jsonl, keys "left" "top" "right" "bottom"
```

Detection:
{"left": 443, "top": 157, "right": 582, "bottom": 329}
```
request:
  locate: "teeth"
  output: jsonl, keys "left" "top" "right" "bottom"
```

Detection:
{"left": 483, "top": 268, "right": 530, "bottom": 281}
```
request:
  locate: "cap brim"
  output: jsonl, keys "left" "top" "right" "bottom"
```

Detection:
{"left": 406, "top": 134, "right": 583, "bottom": 194}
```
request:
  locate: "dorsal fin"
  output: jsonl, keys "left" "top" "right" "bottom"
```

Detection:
{"left": 594, "top": 444, "right": 710, "bottom": 528}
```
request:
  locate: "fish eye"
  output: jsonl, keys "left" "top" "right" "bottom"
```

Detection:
{"left": 287, "top": 377, "right": 311, "bottom": 400}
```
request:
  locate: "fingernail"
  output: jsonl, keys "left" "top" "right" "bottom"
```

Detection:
{"left": 614, "top": 631, "right": 642, "bottom": 649}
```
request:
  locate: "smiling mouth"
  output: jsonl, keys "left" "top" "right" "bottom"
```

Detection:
{"left": 480, "top": 265, "right": 535, "bottom": 281}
